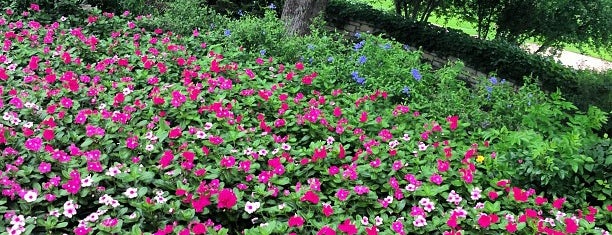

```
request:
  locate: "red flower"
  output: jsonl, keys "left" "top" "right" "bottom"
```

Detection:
{"left": 535, "top": 196, "right": 547, "bottom": 205}
{"left": 564, "top": 218, "right": 578, "bottom": 234}
{"left": 488, "top": 191, "right": 499, "bottom": 200}
{"left": 42, "top": 129, "right": 55, "bottom": 141}
{"left": 295, "top": 62, "right": 304, "bottom": 71}
{"left": 359, "top": 111, "right": 368, "bottom": 123}
{"left": 506, "top": 222, "right": 517, "bottom": 233}
{"left": 192, "top": 196, "right": 210, "bottom": 212}
{"left": 365, "top": 226, "right": 378, "bottom": 235}
{"left": 168, "top": 127, "right": 182, "bottom": 139}
{"left": 477, "top": 214, "right": 491, "bottom": 228}
{"left": 317, "top": 226, "right": 336, "bottom": 235}
{"left": 192, "top": 223, "right": 207, "bottom": 234}
{"left": 301, "top": 190, "right": 320, "bottom": 204}
{"left": 337, "top": 219, "right": 358, "bottom": 235}
{"left": 512, "top": 187, "right": 528, "bottom": 202}
{"left": 288, "top": 215, "right": 305, "bottom": 227}
{"left": 552, "top": 198, "right": 565, "bottom": 209}
{"left": 446, "top": 115, "right": 459, "bottom": 130}
{"left": 159, "top": 150, "right": 174, "bottom": 168}
{"left": 322, "top": 204, "right": 334, "bottom": 217}
{"left": 447, "top": 215, "right": 458, "bottom": 228}
{"left": 217, "top": 188, "right": 237, "bottom": 209}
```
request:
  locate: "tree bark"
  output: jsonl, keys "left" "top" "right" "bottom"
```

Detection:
{"left": 281, "top": 0, "right": 329, "bottom": 36}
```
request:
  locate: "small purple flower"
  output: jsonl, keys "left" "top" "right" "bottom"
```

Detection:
{"left": 358, "top": 55, "right": 367, "bottom": 65}
{"left": 411, "top": 68, "right": 422, "bottom": 81}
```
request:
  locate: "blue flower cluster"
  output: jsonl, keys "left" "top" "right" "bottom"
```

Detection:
{"left": 411, "top": 68, "right": 422, "bottom": 81}
{"left": 354, "top": 40, "right": 365, "bottom": 51}
{"left": 351, "top": 71, "right": 366, "bottom": 85}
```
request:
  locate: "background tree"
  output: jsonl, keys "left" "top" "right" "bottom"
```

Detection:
{"left": 281, "top": 0, "right": 329, "bottom": 36}
{"left": 393, "top": 0, "right": 452, "bottom": 22}
{"left": 449, "top": 0, "right": 502, "bottom": 39}
{"left": 496, "top": 0, "right": 611, "bottom": 53}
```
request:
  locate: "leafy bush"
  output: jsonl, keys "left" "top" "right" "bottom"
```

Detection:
{"left": 324, "top": 0, "right": 612, "bottom": 134}
{"left": 0, "top": 5, "right": 610, "bottom": 235}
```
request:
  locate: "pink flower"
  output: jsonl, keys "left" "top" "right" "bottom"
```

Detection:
{"left": 288, "top": 215, "right": 305, "bottom": 227}
{"left": 564, "top": 218, "right": 578, "bottom": 234}
{"left": 159, "top": 150, "right": 174, "bottom": 168}
{"left": 429, "top": 174, "right": 443, "bottom": 185}
{"left": 317, "top": 226, "right": 336, "bottom": 235}
{"left": 336, "top": 188, "right": 349, "bottom": 201}
{"left": 38, "top": 162, "right": 51, "bottom": 173}
{"left": 322, "top": 204, "right": 334, "bottom": 217}
{"left": 446, "top": 115, "right": 459, "bottom": 130}
{"left": 168, "top": 127, "right": 182, "bottom": 139}
{"left": 552, "top": 198, "right": 565, "bottom": 209}
{"left": 301, "top": 190, "right": 320, "bottom": 204}
{"left": 505, "top": 222, "right": 517, "bottom": 233}
{"left": 217, "top": 188, "right": 237, "bottom": 209}
{"left": 102, "top": 218, "right": 118, "bottom": 227}
{"left": 338, "top": 219, "right": 358, "bottom": 235}
{"left": 73, "top": 226, "right": 92, "bottom": 235}
{"left": 24, "top": 137, "right": 43, "bottom": 151}
{"left": 391, "top": 220, "right": 404, "bottom": 234}
{"left": 478, "top": 214, "right": 491, "bottom": 228}
{"left": 126, "top": 135, "right": 138, "bottom": 149}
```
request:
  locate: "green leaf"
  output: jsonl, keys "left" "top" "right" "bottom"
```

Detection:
{"left": 80, "top": 138, "right": 93, "bottom": 148}
{"left": 55, "top": 222, "right": 68, "bottom": 228}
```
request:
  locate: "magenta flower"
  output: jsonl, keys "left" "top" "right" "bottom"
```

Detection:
{"left": 24, "top": 137, "right": 43, "bottom": 151}
{"left": 217, "top": 188, "right": 237, "bottom": 209}
{"left": 38, "top": 162, "right": 51, "bottom": 173}
{"left": 336, "top": 188, "right": 350, "bottom": 201}
{"left": 429, "top": 173, "right": 443, "bottom": 185}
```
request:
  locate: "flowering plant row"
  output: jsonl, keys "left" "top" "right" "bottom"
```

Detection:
{"left": 0, "top": 4, "right": 610, "bottom": 235}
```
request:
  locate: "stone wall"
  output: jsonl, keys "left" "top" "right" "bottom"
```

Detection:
{"left": 326, "top": 18, "right": 493, "bottom": 87}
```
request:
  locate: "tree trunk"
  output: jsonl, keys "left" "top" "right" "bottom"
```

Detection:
{"left": 281, "top": 0, "right": 329, "bottom": 36}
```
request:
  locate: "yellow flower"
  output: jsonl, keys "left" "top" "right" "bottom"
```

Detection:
{"left": 476, "top": 155, "right": 485, "bottom": 163}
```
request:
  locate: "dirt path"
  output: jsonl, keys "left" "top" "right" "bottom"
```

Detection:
{"left": 523, "top": 43, "right": 611, "bottom": 72}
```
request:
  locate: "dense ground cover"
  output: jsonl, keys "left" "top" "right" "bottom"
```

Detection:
{"left": 0, "top": 3, "right": 610, "bottom": 235}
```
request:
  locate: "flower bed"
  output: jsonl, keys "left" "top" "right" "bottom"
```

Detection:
{"left": 0, "top": 4, "right": 610, "bottom": 235}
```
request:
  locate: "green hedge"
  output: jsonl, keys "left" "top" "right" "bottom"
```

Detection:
{"left": 325, "top": 0, "right": 611, "bottom": 132}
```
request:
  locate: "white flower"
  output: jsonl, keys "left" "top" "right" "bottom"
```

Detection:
{"left": 245, "top": 201, "right": 260, "bottom": 214}
{"left": 123, "top": 187, "right": 138, "bottom": 199}
{"left": 81, "top": 175, "right": 93, "bottom": 187}
{"left": 204, "top": 122, "right": 213, "bottom": 130}
{"left": 195, "top": 130, "right": 207, "bottom": 139}
{"left": 145, "top": 144, "right": 154, "bottom": 151}
{"left": 412, "top": 215, "right": 427, "bottom": 227}
{"left": 471, "top": 187, "right": 482, "bottom": 200}
{"left": 361, "top": 216, "right": 369, "bottom": 225}
{"left": 23, "top": 190, "right": 38, "bottom": 202}
{"left": 375, "top": 216, "right": 383, "bottom": 226}
{"left": 84, "top": 213, "right": 99, "bottom": 222}
{"left": 10, "top": 215, "right": 25, "bottom": 227}
{"left": 418, "top": 142, "right": 428, "bottom": 151}
{"left": 105, "top": 166, "right": 121, "bottom": 177}
{"left": 281, "top": 143, "right": 291, "bottom": 151}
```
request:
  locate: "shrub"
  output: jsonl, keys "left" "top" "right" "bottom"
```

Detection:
{"left": 0, "top": 5, "right": 610, "bottom": 235}
{"left": 324, "top": 0, "right": 612, "bottom": 134}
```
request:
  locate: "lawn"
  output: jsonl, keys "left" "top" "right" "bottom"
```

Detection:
{"left": 0, "top": 2, "right": 610, "bottom": 235}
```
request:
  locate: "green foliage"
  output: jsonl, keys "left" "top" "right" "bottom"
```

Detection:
{"left": 0, "top": 0, "right": 89, "bottom": 23}
{"left": 496, "top": 0, "right": 612, "bottom": 52}
{"left": 325, "top": 0, "right": 612, "bottom": 134}
{"left": 139, "top": 0, "right": 228, "bottom": 35}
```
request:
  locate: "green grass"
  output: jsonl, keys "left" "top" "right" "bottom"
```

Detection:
{"left": 351, "top": 0, "right": 612, "bottom": 62}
